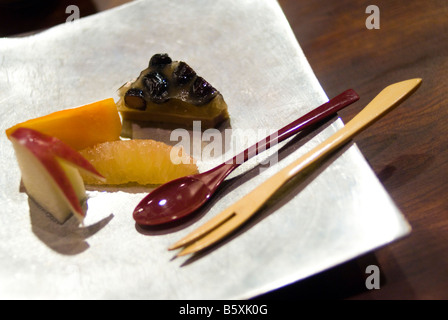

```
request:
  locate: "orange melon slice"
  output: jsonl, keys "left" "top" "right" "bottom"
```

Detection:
{"left": 5, "top": 98, "right": 122, "bottom": 150}
{"left": 79, "top": 139, "right": 198, "bottom": 185}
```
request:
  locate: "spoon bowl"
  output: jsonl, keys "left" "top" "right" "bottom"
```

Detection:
{"left": 133, "top": 176, "right": 212, "bottom": 225}
{"left": 133, "top": 89, "right": 360, "bottom": 226}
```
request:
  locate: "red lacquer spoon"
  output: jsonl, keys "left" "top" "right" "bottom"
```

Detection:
{"left": 133, "top": 89, "right": 359, "bottom": 226}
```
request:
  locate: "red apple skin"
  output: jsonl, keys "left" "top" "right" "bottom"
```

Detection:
{"left": 9, "top": 127, "right": 105, "bottom": 221}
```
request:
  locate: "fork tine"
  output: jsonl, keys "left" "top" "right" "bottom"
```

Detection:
{"left": 169, "top": 163, "right": 290, "bottom": 253}
{"left": 168, "top": 207, "right": 237, "bottom": 251}
{"left": 174, "top": 210, "right": 250, "bottom": 256}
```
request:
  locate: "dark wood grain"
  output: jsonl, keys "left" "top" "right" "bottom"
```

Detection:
{"left": 275, "top": 0, "right": 448, "bottom": 300}
{"left": 1, "top": 0, "right": 446, "bottom": 300}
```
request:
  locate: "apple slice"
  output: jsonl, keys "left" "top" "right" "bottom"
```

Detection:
{"left": 8, "top": 128, "right": 105, "bottom": 223}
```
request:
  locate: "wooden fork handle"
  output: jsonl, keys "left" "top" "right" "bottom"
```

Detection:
{"left": 234, "top": 79, "right": 423, "bottom": 219}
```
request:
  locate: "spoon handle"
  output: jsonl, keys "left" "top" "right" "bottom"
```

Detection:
{"left": 198, "top": 89, "right": 359, "bottom": 190}
{"left": 229, "top": 89, "right": 360, "bottom": 167}
{"left": 199, "top": 89, "right": 361, "bottom": 192}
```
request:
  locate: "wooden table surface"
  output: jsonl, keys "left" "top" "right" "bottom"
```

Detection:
{"left": 1, "top": 0, "right": 447, "bottom": 300}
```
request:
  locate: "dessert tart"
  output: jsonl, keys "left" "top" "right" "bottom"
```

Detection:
{"left": 117, "top": 54, "right": 229, "bottom": 130}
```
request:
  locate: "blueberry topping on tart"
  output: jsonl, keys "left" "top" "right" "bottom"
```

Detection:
{"left": 143, "top": 71, "right": 169, "bottom": 104}
{"left": 191, "top": 76, "right": 217, "bottom": 104}
{"left": 149, "top": 53, "right": 172, "bottom": 68}
{"left": 173, "top": 61, "right": 196, "bottom": 85}
{"left": 124, "top": 88, "right": 146, "bottom": 110}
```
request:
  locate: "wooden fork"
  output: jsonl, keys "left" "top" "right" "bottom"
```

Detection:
{"left": 168, "top": 78, "right": 422, "bottom": 256}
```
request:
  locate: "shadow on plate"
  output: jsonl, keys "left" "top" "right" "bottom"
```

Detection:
{"left": 27, "top": 194, "right": 114, "bottom": 255}
{"left": 121, "top": 118, "right": 232, "bottom": 154}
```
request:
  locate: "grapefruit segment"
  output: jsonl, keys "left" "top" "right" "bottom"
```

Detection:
{"left": 79, "top": 139, "right": 198, "bottom": 185}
